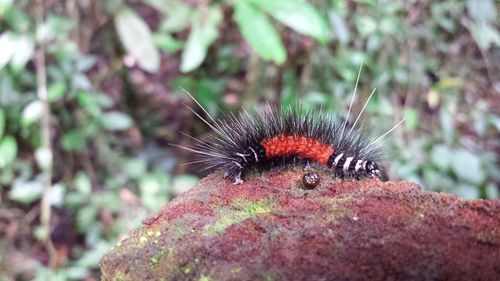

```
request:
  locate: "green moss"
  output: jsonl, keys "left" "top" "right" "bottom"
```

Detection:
{"left": 150, "top": 256, "right": 159, "bottom": 266}
{"left": 199, "top": 275, "right": 214, "bottom": 281}
{"left": 139, "top": 235, "right": 148, "bottom": 245}
{"left": 110, "top": 270, "right": 128, "bottom": 281}
{"left": 149, "top": 248, "right": 167, "bottom": 266}
{"left": 299, "top": 196, "right": 356, "bottom": 225}
{"left": 204, "top": 197, "right": 274, "bottom": 236}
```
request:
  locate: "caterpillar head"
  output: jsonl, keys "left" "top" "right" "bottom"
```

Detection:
{"left": 366, "top": 161, "right": 388, "bottom": 181}
{"left": 302, "top": 171, "right": 321, "bottom": 189}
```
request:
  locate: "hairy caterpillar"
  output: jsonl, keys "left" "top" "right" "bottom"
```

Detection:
{"left": 176, "top": 67, "right": 404, "bottom": 185}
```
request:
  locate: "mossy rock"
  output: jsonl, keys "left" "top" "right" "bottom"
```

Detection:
{"left": 100, "top": 169, "right": 500, "bottom": 281}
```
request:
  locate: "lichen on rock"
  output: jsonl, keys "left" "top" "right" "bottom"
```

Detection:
{"left": 100, "top": 169, "right": 500, "bottom": 281}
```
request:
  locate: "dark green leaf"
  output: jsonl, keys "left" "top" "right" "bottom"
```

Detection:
{"left": 62, "top": 129, "right": 87, "bottom": 151}
{"left": 234, "top": 2, "right": 286, "bottom": 64}
{"left": 251, "top": 0, "right": 329, "bottom": 43}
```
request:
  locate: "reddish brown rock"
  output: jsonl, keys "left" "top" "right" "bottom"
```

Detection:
{"left": 100, "top": 169, "right": 500, "bottom": 281}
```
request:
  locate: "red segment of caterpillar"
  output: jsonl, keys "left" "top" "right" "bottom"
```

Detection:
{"left": 261, "top": 135, "right": 334, "bottom": 165}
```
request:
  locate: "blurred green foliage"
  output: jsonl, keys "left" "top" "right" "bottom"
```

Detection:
{"left": 0, "top": 0, "right": 499, "bottom": 279}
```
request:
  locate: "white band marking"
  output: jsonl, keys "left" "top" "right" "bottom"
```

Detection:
{"left": 343, "top": 157, "right": 354, "bottom": 172}
{"left": 334, "top": 153, "right": 344, "bottom": 166}
{"left": 355, "top": 160, "right": 363, "bottom": 172}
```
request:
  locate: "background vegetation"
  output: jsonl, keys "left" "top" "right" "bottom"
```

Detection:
{"left": 0, "top": 0, "right": 498, "bottom": 279}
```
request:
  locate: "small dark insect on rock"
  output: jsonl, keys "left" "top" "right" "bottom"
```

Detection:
{"left": 302, "top": 172, "right": 321, "bottom": 189}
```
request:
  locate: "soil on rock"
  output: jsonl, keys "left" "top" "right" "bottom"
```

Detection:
{"left": 100, "top": 169, "right": 500, "bottom": 281}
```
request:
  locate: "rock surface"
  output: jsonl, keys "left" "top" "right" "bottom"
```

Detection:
{"left": 100, "top": 169, "right": 500, "bottom": 281}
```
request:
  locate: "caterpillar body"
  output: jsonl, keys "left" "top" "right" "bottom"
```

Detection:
{"left": 181, "top": 104, "right": 388, "bottom": 184}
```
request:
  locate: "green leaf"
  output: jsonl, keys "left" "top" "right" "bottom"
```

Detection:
{"left": 451, "top": 150, "right": 485, "bottom": 185}
{"left": 0, "top": 109, "right": 4, "bottom": 138}
{"left": 0, "top": 0, "right": 14, "bottom": 14}
{"left": 76, "top": 205, "right": 98, "bottom": 234}
{"left": 180, "top": 7, "right": 222, "bottom": 72}
{"left": 466, "top": 0, "right": 497, "bottom": 23}
{"left": 454, "top": 183, "right": 479, "bottom": 200}
{"left": 153, "top": 33, "right": 184, "bottom": 53}
{"left": 101, "top": 111, "right": 133, "bottom": 131}
{"left": 430, "top": 145, "right": 452, "bottom": 170}
{"left": 329, "top": 12, "right": 350, "bottom": 44}
{"left": 76, "top": 55, "right": 96, "bottom": 72}
{"left": 148, "top": 0, "right": 192, "bottom": 32}
{"left": 35, "top": 147, "right": 53, "bottom": 171}
{"left": 46, "top": 184, "right": 65, "bottom": 207}
{"left": 123, "top": 158, "right": 147, "bottom": 179}
{"left": 0, "top": 32, "right": 17, "bottom": 70}
{"left": 485, "top": 183, "right": 499, "bottom": 199}
{"left": 62, "top": 129, "right": 87, "bottom": 151}
{"left": 469, "top": 22, "right": 500, "bottom": 50}
{"left": 172, "top": 174, "right": 198, "bottom": 195}
{"left": 0, "top": 135, "right": 17, "bottom": 168}
{"left": 74, "top": 172, "right": 92, "bottom": 195}
{"left": 353, "top": 0, "right": 377, "bottom": 5}
{"left": 251, "top": 0, "right": 329, "bottom": 43}
{"left": 140, "top": 173, "right": 168, "bottom": 211}
{"left": 404, "top": 108, "right": 419, "bottom": 130}
{"left": 76, "top": 241, "right": 113, "bottom": 268}
{"left": 9, "top": 180, "right": 43, "bottom": 204}
{"left": 10, "top": 34, "right": 34, "bottom": 72}
{"left": 114, "top": 8, "right": 160, "bottom": 72}
{"left": 48, "top": 81, "right": 67, "bottom": 102}
{"left": 21, "top": 100, "right": 44, "bottom": 127}
{"left": 64, "top": 266, "right": 90, "bottom": 280}
{"left": 439, "top": 108, "right": 455, "bottom": 143}
{"left": 355, "top": 15, "right": 377, "bottom": 37}
{"left": 234, "top": 2, "right": 286, "bottom": 64}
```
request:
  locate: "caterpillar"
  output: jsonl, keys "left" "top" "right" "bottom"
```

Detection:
{"left": 176, "top": 68, "right": 404, "bottom": 185}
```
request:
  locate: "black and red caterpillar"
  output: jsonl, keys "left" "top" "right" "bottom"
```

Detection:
{"left": 180, "top": 100, "right": 399, "bottom": 184}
